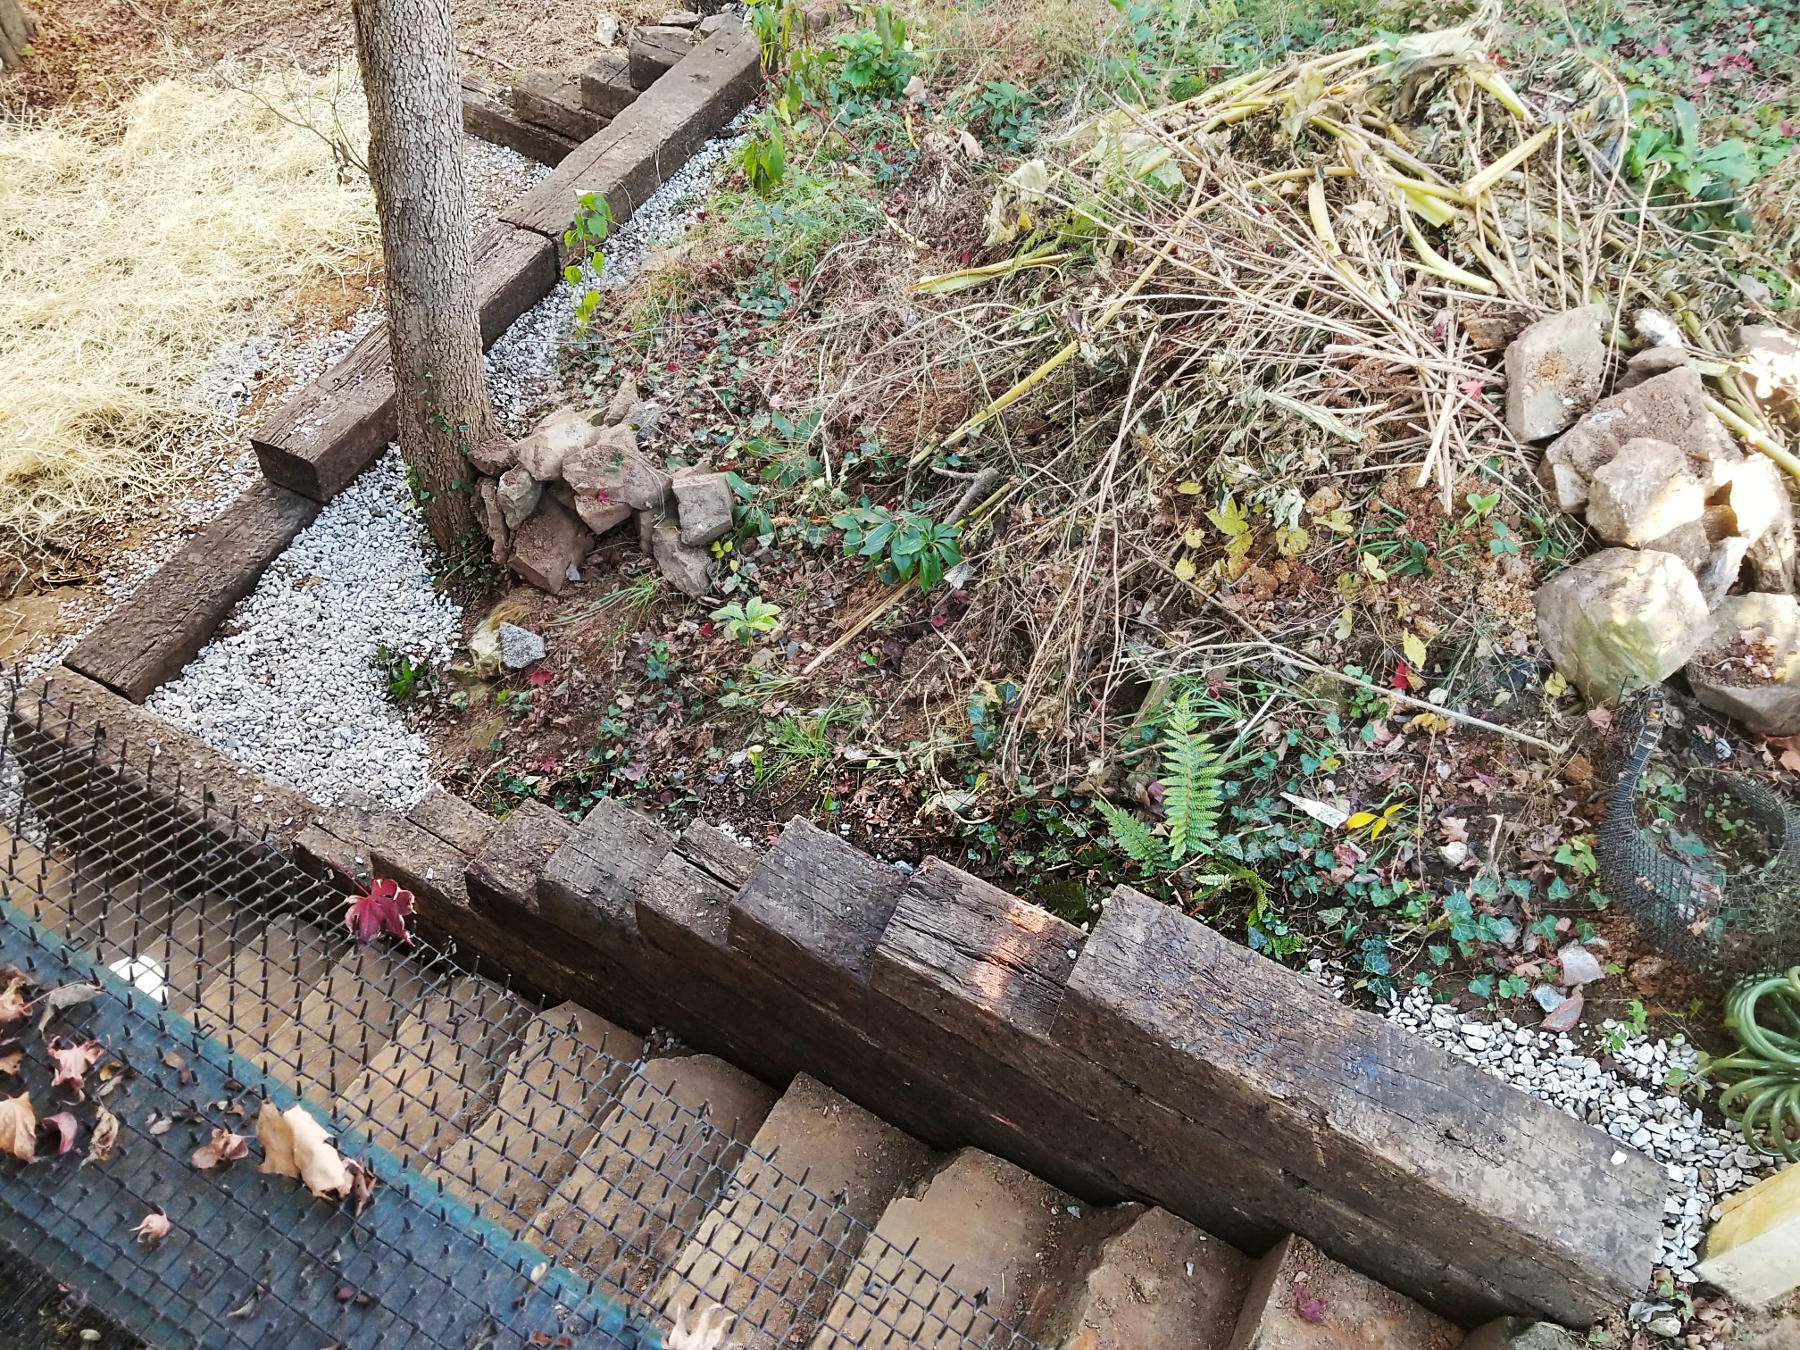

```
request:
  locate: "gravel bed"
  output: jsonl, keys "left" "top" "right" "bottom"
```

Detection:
{"left": 1376, "top": 978, "right": 1776, "bottom": 1301}
{"left": 146, "top": 451, "right": 459, "bottom": 806}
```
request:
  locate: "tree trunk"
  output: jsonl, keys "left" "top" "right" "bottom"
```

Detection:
{"left": 0, "top": 0, "right": 39, "bottom": 69}
{"left": 349, "top": 0, "right": 492, "bottom": 550}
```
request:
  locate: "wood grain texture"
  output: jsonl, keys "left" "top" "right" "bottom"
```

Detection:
{"left": 251, "top": 223, "right": 555, "bottom": 500}
{"left": 502, "top": 26, "right": 761, "bottom": 248}
{"left": 461, "top": 75, "right": 580, "bottom": 164}
{"left": 874, "top": 857, "right": 1082, "bottom": 1039}
{"left": 1055, "top": 885, "right": 1664, "bottom": 1325}
{"left": 405, "top": 785, "right": 496, "bottom": 856}
{"left": 511, "top": 71, "right": 606, "bottom": 141}
{"left": 579, "top": 53, "right": 638, "bottom": 117}
{"left": 63, "top": 482, "right": 319, "bottom": 702}
{"left": 538, "top": 797, "right": 675, "bottom": 940}
{"left": 465, "top": 799, "right": 572, "bottom": 920}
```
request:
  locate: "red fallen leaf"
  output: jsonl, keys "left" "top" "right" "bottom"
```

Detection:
{"left": 1292, "top": 1278, "right": 1327, "bottom": 1323}
{"left": 42, "top": 1111, "right": 78, "bottom": 1156}
{"left": 1391, "top": 661, "right": 1411, "bottom": 691}
{"left": 48, "top": 1039, "right": 105, "bottom": 1099}
{"left": 133, "top": 1209, "right": 171, "bottom": 1246}
{"left": 191, "top": 1128, "right": 249, "bottom": 1170}
{"left": 344, "top": 879, "right": 414, "bottom": 945}
{"left": 526, "top": 669, "right": 555, "bottom": 689}
{"left": 1458, "top": 377, "right": 1485, "bottom": 398}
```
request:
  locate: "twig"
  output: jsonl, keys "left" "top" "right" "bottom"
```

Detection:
{"left": 459, "top": 44, "right": 516, "bottom": 70}
{"left": 946, "top": 467, "right": 1002, "bottom": 525}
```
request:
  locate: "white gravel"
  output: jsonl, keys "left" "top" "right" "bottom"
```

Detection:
{"left": 1374, "top": 978, "right": 1777, "bottom": 1295}
{"left": 146, "top": 451, "right": 460, "bottom": 807}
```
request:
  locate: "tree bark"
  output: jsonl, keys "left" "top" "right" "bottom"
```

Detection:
{"left": 0, "top": 0, "right": 39, "bottom": 69}
{"left": 349, "top": 0, "right": 492, "bottom": 550}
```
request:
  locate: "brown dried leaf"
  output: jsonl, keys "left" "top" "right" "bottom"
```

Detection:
{"left": 0, "top": 1093, "right": 35, "bottom": 1162}
{"left": 133, "top": 1210, "right": 171, "bottom": 1246}
{"left": 86, "top": 1106, "right": 120, "bottom": 1165}
{"left": 345, "top": 1158, "right": 377, "bottom": 1218}
{"left": 191, "top": 1128, "right": 249, "bottom": 1170}
{"left": 0, "top": 979, "right": 30, "bottom": 1026}
{"left": 43, "top": 1110, "right": 78, "bottom": 1156}
{"left": 0, "top": 1050, "right": 21, "bottom": 1076}
{"left": 1438, "top": 816, "right": 1469, "bottom": 844}
{"left": 256, "top": 1102, "right": 351, "bottom": 1199}
{"left": 47, "top": 1039, "right": 105, "bottom": 1099}
{"left": 36, "top": 981, "right": 103, "bottom": 1033}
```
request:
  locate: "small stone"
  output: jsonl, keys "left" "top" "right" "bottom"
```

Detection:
{"left": 1586, "top": 437, "right": 1705, "bottom": 546}
{"left": 1463, "top": 1316, "right": 1583, "bottom": 1350}
{"left": 514, "top": 407, "right": 602, "bottom": 481}
{"left": 1541, "top": 989, "right": 1584, "bottom": 1033}
{"left": 1505, "top": 304, "right": 1607, "bottom": 441}
{"left": 1463, "top": 314, "right": 1514, "bottom": 352}
{"left": 1616, "top": 345, "right": 1690, "bottom": 393}
{"left": 604, "top": 376, "right": 640, "bottom": 427}
{"left": 509, "top": 497, "right": 595, "bottom": 596}
{"left": 659, "top": 8, "right": 700, "bottom": 26}
{"left": 672, "top": 471, "right": 736, "bottom": 546}
{"left": 1646, "top": 1315, "right": 1683, "bottom": 1339}
{"left": 1558, "top": 943, "right": 1605, "bottom": 987}
{"left": 575, "top": 491, "right": 633, "bottom": 536}
{"left": 495, "top": 465, "right": 542, "bottom": 531}
{"left": 1532, "top": 984, "right": 1566, "bottom": 1014}
{"left": 652, "top": 518, "right": 714, "bottom": 598}
{"left": 498, "top": 622, "right": 546, "bottom": 669}
{"left": 1533, "top": 548, "right": 1710, "bottom": 705}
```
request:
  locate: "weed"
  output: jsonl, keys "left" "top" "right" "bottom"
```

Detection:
{"left": 1095, "top": 693, "right": 1226, "bottom": 869}
{"left": 742, "top": 114, "right": 788, "bottom": 195}
{"left": 562, "top": 191, "right": 614, "bottom": 329}
{"left": 712, "top": 596, "right": 784, "bottom": 641}
{"left": 832, "top": 503, "right": 963, "bottom": 592}
{"left": 374, "top": 645, "right": 433, "bottom": 704}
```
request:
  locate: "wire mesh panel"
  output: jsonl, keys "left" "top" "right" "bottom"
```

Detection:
{"left": 0, "top": 675, "right": 1047, "bottom": 1350}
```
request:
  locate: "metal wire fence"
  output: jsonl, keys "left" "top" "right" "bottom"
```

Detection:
{"left": 0, "top": 674, "right": 1046, "bottom": 1350}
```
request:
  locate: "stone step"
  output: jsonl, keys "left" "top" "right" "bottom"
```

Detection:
{"left": 1225, "top": 1234, "right": 1464, "bottom": 1350}
{"left": 195, "top": 913, "right": 332, "bottom": 1059}
{"left": 1053, "top": 1205, "right": 1253, "bottom": 1350}
{"left": 433, "top": 1002, "right": 646, "bottom": 1233}
{"left": 246, "top": 939, "right": 430, "bottom": 1102}
{"left": 652, "top": 1073, "right": 937, "bottom": 1350}
{"left": 808, "top": 1147, "right": 1111, "bottom": 1350}
{"left": 528, "top": 1052, "right": 779, "bottom": 1297}
{"left": 336, "top": 974, "right": 535, "bottom": 1165}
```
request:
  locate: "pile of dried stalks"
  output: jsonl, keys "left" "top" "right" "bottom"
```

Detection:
{"left": 808, "top": 12, "right": 1794, "bottom": 788}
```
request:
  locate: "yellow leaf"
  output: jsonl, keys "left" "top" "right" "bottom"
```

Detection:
{"left": 1207, "top": 496, "right": 1250, "bottom": 536}
{"left": 1182, "top": 527, "right": 1207, "bottom": 549}
{"left": 1345, "top": 811, "right": 1378, "bottom": 830}
{"left": 1402, "top": 632, "right": 1427, "bottom": 669}
{"left": 1322, "top": 508, "right": 1355, "bottom": 535}
{"left": 1174, "top": 557, "right": 1197, "bottom": 582}
{"left": 1177, "top": 480, "right": 1202, "bottom": 495}
{"left": 1225, "top": 531, "right": 1254, "bottom": 564}
{"left": 1359, "top": 552, "right": 1388, "bottom": 583}
{"left": 1330, "top": 607, "right": 1353, "bottom": 641}
{"left": 1369, "top": 816, "right": 1390, "bottom": 840}
{"left": 1275, "top": 525, "right": 1309, "bottom": 557}
{"left": 1406, "top": 711, "right": 1449, "bottom": 735}
{"left": 1544, "top": 671, "right": 1567, "bottom": 698}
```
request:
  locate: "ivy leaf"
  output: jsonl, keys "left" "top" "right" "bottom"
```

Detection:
{"left": 344, "top": 879, "right": 415, "bottom": 946}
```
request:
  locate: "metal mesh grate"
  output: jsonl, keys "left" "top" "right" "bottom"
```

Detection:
{"left": 0, "top": 674, "right": 1047, "bottom": 1350}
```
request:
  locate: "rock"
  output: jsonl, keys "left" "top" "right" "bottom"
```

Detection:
{"left": 496, "top": 465, "right": 542, "bottom": 532}
{"left": 672, "top": 470, "right": 735, "bottom": 546}
{"left": 1646, "top": 1314, "right": 1683, "bottom": 1339}
{"left": 1541, "top": 989, "right": 1584, "bottom": 1033}
{"left": 1463, "top": 314, "right": 1514, "bottom": 352}
{"left": 467, "top": 437, "right": 517, "bottom": 476}
{"left": 659, "top": 8, "right": 700, "bottom": 26}
{"left": 1586, "top": 438, "right": 1705, "bottom": 546}
{"left": 651, "top": 518, "right": 713, "bottom": 598}
{"left": 1616, "top": 344, "right": 1690, "bottom": 393}
{"left": 1465, "top": 1317, "right": 1583, "bottom": 1350}
{"left": 498, "top": 622, "right": 546, "bottom": 669}
{"left": 1719, "top": 456, "right": 1791, "bottom": 546}
{"left": 1742, "top": 324, "right": 1800, "bottom": 403}
{"left": 1505, "top": 304, "right": 1607, "bottom": 441}
{"left": 1628, "top": 956, "right": 1668, "bottom": 992}
{"left": 594, "top": 11, "right": 620, "bottom": 45}
{"left": 562, "top": 423, "right": 672, "bottom": 512}
{"left": 1643, "top": 518, "right": 1712, "bottom": 575}
{"left": 1558, "top": 943, "right": 1605, "bottom": 987}
{"left": 514, "top": 408, "right": 601, "bottom": 482}
{"left": 476, "top": 478, "right": 509, "bottom": 558}
{"left": 575, "top": 491, "right": 632, "bottom": 536}
{"left": 509, "top": 497, "right": 595, "bottom": 595}
{"left": 1533, "top": 548, "right": 1710, "bottom": 705}
{"left": 1541, "top": 367, "right": 1743, "bottom": 513}
{"left": 603, "top": 376, "right": 639, "bottom": 427}
{"left": 696, "top": 11, "right": 737, "bottom": 36}
{"left": 1695, "top": 536, "right": 1752, "bottom": 610}
{"left": 636, "top": 509, "right": 655, "bottom": 556}
{"left": 468, "top": 620, "right": 504, "bottom": 676}
{"left": 1634, "top": 308, "right": 1684, "bottom": 348}
{"left": 1687, "top": 592, "right": 1800, "bottom": 736}
{"left": 628, "top": 400, "right": 662, "bottom": 438}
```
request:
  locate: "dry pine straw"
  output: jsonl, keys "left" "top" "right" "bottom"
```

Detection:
{"left": 0, "top": 68, "right": 377, "bottom": 562}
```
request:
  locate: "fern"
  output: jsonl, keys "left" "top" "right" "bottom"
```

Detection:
{"left": 1097, "top": 799, "right": 1170, "bottom": 870}
{"left": 1158, "top": 693, "right": 1223, "bottom": 862}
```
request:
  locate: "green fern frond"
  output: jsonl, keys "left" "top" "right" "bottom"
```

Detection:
{"left": 1097, "top": 799, "right": 1170, "bottom": 871}
{"left": 1160, "top": 692, "right": 1223, "bottom": 862}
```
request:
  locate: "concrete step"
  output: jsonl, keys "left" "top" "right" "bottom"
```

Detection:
{"left": 434, "top": 1002, "right": 645, "bottom": 1232}
{"left": 529, "top": 1052, "right": 779, "bottom": 1297}
{"left": 652, "top": 1073, "right": 937, "bottom": 1350}
{"left": 336, "top": 974, "right": 534, "bottom": 1164}
{"left": 196, "top": 913, "right": 331, "bottom": 1057}
{"left": 1226, "top": 1234, "right": 1464, "bottom": 1350}
{"left": 808, "top": 1147, "right": 1111, "bottom": 1350}
{"left": 247, "top": 940, "right": 430, "bottom": 1102}
{"left": 1053, "top": 1205, "right": 1253, "bottom": 1350}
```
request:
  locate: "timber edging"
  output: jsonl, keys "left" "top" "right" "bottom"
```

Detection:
{"left": 17, "top": 669, "right": 1668, "bottom": 1332}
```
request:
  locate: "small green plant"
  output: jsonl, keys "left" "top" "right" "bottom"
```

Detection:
{"left": 712, "top": 596, "right": 783, "bottom": 641}
{"left": 834, "top": 5, "right": 914, "bottom": 97}
{"left": 969, "top": 81, "right": 1041, "bottom": 154}
{"left": 832, "top": 504, "right": 962, "bottom": 592}
{"left": 1094, "top": 693, "right": 1225, "bottom": 870}
{"left": 562, "top": 191, "right": 614, "bottom": 328}
{"left": 374, "top": 645, "right": 433, "bottom": 703}
{"left": 742, "top": 118, "right": 787, "bottom": 195}
{"left": 1624, "top": 91, "right": 1761, "bottom": 232}
{"left": 1601, "top": 999, "right": 1651, "bottom": 1055}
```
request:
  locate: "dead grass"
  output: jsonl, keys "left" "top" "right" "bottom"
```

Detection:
{"left": 0, "top": 68, "right": 377, "bottom": 561}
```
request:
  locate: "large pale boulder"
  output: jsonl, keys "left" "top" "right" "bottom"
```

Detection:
{"left": 514, "top": 408, "right": 602, "bottom": 482}
{"left": 1722, "top": 455, "right": 1799, "bottom": 593}
{"left": 1540, "top": 367, "right": 1742, "bottom": 513}
{"left": 562, "top": 423, "right": 672, "bottom": 511}
{"left": 1505, "top": 305, "right": 1607, "bottom": 441}
{"left": 1687, "top": 592, "right": 1800, "bottom": 735}
{"left": 1585, "top": 438, "right": 1704, "bottom": 546}
{"left": 1533, "top": 548, "right": 1709, "bottom": 704}
{"left": 672, "top": 469, "right": 736, "bottom": 547}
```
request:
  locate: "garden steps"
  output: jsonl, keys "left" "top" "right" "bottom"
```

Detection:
{"left": 1226, "top": 1233, "right": 1465, "bottom": 1350}
{"left": 1051, "top": 1204, "right": 1255, "bottom": 1350}
{"left": 432, "top": 1001, "right": 645, "bottom": 1232}
{"left": 527, "top": 1051, "right": 780, "bottom": 1298}
{"left": 650, "top": 1072, "right": 938, "bottom": 1350}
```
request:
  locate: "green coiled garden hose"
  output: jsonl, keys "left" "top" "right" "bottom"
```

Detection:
{"left": 1711, "top": 966, "right": 1800, "bottom": 1161}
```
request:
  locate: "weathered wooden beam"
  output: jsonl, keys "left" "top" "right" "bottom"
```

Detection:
{"left": 460, "top": 74, "right": 580, "bottom": 166}
{"left": 628, "top": 25, "right": 695, "bottom": 89}
{"left": 579, "top": 52, "right": 638, "bottom": 118}
{"left": 537, "top": 797, "right": 674, "bottom": 939}
{"left": 501, "top": 23, "right": 761, "bottom": 252}
{"left": 63, "top": 482, "right": 319, "bottom": 702}
{"left": 250, "top": 222, "right": 555, "bottom": 502}
{"left": 511, "top": 71, "right": 606, "bottom": 143}
{"left": 1054, "top": 885, "right": 1667, "bottom": 1326}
